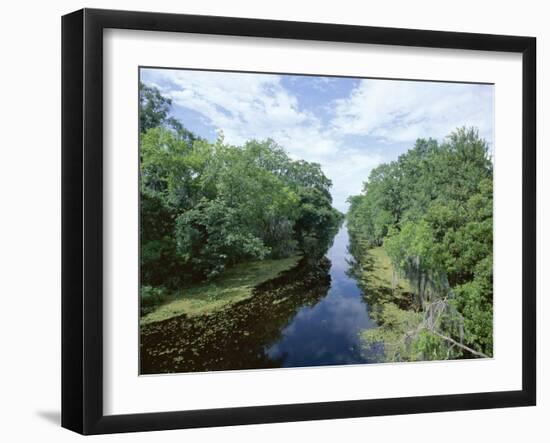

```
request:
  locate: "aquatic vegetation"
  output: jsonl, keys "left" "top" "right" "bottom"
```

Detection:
{"left": 349, "top": 129, "right": 493, "bottom": 361}
{"left": 140, "top": 255, "right": 300, "bottom": 324}
{"left": 360, "top": 303, "right": 422, "bottom": 362}
{"left": 140, "top": 258, "right": 332, "bottom": 373}
{"left": 137, "top": 77, "right": 494, "bottom": 373}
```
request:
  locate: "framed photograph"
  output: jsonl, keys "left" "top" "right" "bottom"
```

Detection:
{"left": 61, "top": 8, "right": 536, "bottom": 434}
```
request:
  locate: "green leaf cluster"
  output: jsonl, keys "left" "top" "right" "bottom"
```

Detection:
{"left": 139, "top": 83, "right": 343, "bottom": 291}
{"left": 349, "top": 128, "right": 493, "bottom": 358}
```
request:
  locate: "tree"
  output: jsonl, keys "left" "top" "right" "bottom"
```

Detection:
{"left": 139, "top": 84, "right": 343, "bottom": 286}
{"left": 139, "top": 82, "right": 173, "bottom": 133}
{"left": 139, "top": 82, "right": 197, "bottom": 143}
{"left": 349, "top": 127, "right": 493, "bottom": 359}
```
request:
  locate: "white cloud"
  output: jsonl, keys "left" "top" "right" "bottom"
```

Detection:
{"left": 142, "top": 70, "right": 493, "bottom": 211}
{"left": 144, "top": 69, "right": 382, "bottom": 211}
{"left": 331, "top": 79, "right": 494, "bottom": 145}
{"left": 147, "top": 70, "right": 311, "bottom": 146}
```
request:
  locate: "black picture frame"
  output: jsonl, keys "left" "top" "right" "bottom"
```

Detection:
{"left": 61, "top": 8, "right": 536, "bottom": 435}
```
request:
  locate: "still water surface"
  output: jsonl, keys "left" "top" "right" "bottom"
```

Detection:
{"left": 266, "top": 226, "right": 377, "bottom": 367}
{"left": 141, "top": 225, "right": 378, "bottom": 373}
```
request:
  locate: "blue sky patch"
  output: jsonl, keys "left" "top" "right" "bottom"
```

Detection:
{"left": 140, "top": 68, "right": 494, "bottom": 211}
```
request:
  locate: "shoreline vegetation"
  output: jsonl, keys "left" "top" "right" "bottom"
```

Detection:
{"left": 140, "top": 257, "right": 332, "bottom": 373}
{"left": 139, "top": 81, "right": 342, "bottom": 322}
{"left": 141, "top": 254, "right": 300, "bottom": 324}
{"left": 139, "top": 79, "right": 493, "bottom": 371}
{"left": 348, "top": 127, "right": 493, "bottom": 362}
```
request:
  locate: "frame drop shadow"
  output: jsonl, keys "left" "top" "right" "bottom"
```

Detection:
{"left": 36, "top": 410, "right": 61, "bottom": 426}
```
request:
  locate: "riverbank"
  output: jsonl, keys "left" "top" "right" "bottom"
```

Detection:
{"left": 140, "top": 255, "right": 300, "bottom": 325}
{"left": 353, "top": 245, "right": 413, "bottom": 309}
{"left": 140, "top": 257, "right": 331, "bottom": 373}
{"left": 349, "top": 244, "right": 424, "bottom": 362}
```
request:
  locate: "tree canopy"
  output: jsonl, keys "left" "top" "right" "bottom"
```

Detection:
{"left": 348, "top": 128, "right": 493, "bottom": 359}
{"left": 139, "top": 83, "right": 343, "bottom": 289}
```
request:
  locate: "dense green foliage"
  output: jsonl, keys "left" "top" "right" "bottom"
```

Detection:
{"left": 348, "top": 128, "right": 493, "bottom": 360}
{"left": 139, "top": 83, "right": 343, "bottom": 298}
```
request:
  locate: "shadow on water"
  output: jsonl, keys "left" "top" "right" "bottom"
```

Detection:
{"left": 140, "top": 226, "right": 380, "bottom": 374}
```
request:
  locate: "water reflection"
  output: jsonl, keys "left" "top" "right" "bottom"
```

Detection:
{"left": 266, "top": 226, "right": 377, "bottom": 367}
{"left": 140, "top": 225, "right": 378, "bottom": 374}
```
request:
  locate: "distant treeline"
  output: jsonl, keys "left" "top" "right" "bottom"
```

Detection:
{"left": 348, "top": 128, "right": 493, "bottom": 360}
{"left": 139, "top": 82, "right": 343, "bottom": 294}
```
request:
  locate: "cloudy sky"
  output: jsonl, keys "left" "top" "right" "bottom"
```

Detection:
{"left": 141, "top": 68, "right": 494, "bottom": 212}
